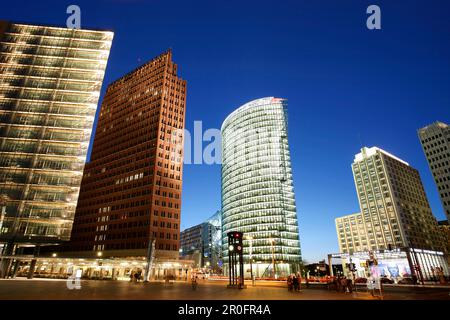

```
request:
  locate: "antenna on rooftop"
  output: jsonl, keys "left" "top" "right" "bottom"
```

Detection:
{"left": 357, "top": 133, "right": 364, "bottom": 149}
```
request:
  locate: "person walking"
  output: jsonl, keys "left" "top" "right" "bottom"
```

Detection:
{"left": 341, "top": 276, "right": 348, "bottom": 293}
{"left": 347, "top": 277, "right": 353, "bottom": 293}
{"left": 287, "top": 275, "right": 293, "bottom": 291}
{"left": 336, "top": 276, "right": 341, "bottom": 292}
{"left": 296, "top": 272, "right": 302, "bottom": 291}
{"left": 293, "top": 274, "right": 299, "bottom": 292}
{"left": 191, "top": 275, "right": 198, "bottom": 290}
{"left": 412, "top": 274, "right": 418, "bottom": 285}
{"left": 438, "top": 267, "right": 446, "bottom": 285}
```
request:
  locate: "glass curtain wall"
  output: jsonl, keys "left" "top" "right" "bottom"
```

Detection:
{"left": 221, "top": 97, "right": 301, "bottom": 277}
{"left": 0, "top": 22, "right": 113, "bottom": 247}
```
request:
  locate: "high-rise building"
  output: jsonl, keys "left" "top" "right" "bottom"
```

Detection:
{"left": 66, "top": 50, "right": 186, "bottom": 259}
{"left": 438, "top": 220, "right": 450, "bottom": 262}
{"left": 336, "top": 147, "right": 444, "bottom": 253}
{"left": 0, "top": 21, "right": 113, "bottom": 254}
{"left": 335, "top": 212, "right": 366, "bottom": 254}
{"left": 180, "top": 210, "right": 222, "bottom": 269}
{"left": 206, "top": 210, "right": 222, "bottom": 261}
{"left": 221, "top": 97, "right": 301, "bottom": 277}
{"left": 418, "top": 121, "right": 450, "bottom": 221}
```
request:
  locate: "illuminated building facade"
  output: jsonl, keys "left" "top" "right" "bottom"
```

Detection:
{"left": 334, "top": 147, "right": 450, "bottom": 280}
{"left": 67, "top": 50, "right": 186, "bottom": 259}
{"left": 438, "top": 220, "right": 450, "bottom": 264}
{"left": 336, "top": 147, "right": 446, "bottom": 254}
{"left": 180, "top": 210, "right": 222, "bottom": 270}
{"left": 221, "top": 97, "right": 301, "bottom": 277}
{"left": 418, "top": 121, "right": 450, "bottom": 221}
{"left": 0, "top": 21, "right": 113, "bottom": 255}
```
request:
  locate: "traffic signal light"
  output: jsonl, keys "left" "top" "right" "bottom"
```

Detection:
{"left": 228, "top": 243, "right": 243, "bottom": 253}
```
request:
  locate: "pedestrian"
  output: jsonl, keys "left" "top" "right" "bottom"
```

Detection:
{"left": 287, "top": 275, "right": 293, "bottom": 291}
{"left": 134, "top": 272, "right": 139, "bottom": 283}
{"left": 296, "top": 272, "right": 302, "bottom": 291}
{"left": 191, "top": 275, "right": 198, "bottom": 290}
{"left": 335, "top": 276, "right": 341, "bottom": 292}
{"left": 438, "top": 267, "right": 446, "bottom": 285}
{"left": 347, "top": 277, "right": 353, "bottom": 293}
{"left": 293, "top": 274, "right": 299, "bottom": 292}
{"left": 412, "top": 274, "right": 418, "bottom": 285}
{"left": 130, "top": 272, "right": 134, "bottom": 283}
{"left": 341, "top": 276, "right": 347, "bottom": 293}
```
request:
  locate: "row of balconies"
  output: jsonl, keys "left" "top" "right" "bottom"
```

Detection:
{"left": 0, "top": 154, "right": 84, "bottom": 171}
{"left": 1, "top": 76, "right": 100, "bottom": 93}
{"left": 0, "top": 126, "right": 89, "bottom": 143}
{"left": 0, "top": 65, "right": 104, "bottom": 82}
{"left": 0, "top": 101, "right": 96, "bottom": 117}
{"left": 8, "top": 24, "right": 113, "bottom": 42}
{"left": 0, "top": 185, "right": 79, "bottom": 203}
{"left": 2, "top": 34, "right": 112, "bottom": 50}
{"left": 1, "top": 44, "right": 109, "bottom": 61}
{"left": 0, "top": 113, "right": 92, "bottom": 129}
{"left": 1, "top": 139, "right": 85, "bottom": 156}
{"left": 0, "top": 88, "right": 99, "bottom": 104}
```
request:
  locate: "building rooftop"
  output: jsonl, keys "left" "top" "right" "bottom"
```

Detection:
{"left": 418, "top": 121, "right": 449, "bottom": 134}
{"left": 221, "top": 97, "right": 286, "bottom": 131}
{"left": 354, "top": 146, "right": 409, "bottom": 166}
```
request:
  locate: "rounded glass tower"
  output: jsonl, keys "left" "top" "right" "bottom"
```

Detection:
{"left": 221, "top": 97, "right": 301, "bottom": 277}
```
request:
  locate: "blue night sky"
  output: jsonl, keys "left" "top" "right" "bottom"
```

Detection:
{"left": 3, "top": 0, "right": 450, "bottom": 263}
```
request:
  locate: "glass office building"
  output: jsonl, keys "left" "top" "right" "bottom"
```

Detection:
{"left": 221, "top": 97, "right": 301, "bottom": 277}
{"left": 0, "top": 21, "right": 113, "bottom": 253}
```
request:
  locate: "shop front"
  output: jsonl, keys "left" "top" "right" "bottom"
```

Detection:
{"left": 0, "top": 255, "right": 194, "bottom": 281}
{"left": 328, "top": 248, "right": 449, "bottom": 282}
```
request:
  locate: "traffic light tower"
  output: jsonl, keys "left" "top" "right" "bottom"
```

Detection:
{"left": 227, "top": 231, "right": 246, "bottom": 289}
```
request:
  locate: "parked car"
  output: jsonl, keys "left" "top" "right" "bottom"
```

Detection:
{"left": 398, "top": 277, "right": 414, "bottom": 285}
{"left": 355, "top": 277, "right": 367, "bottom": 284}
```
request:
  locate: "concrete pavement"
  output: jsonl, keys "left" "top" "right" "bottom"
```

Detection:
{"left": 0, "top": 278, "right": 449, "bottom": 300}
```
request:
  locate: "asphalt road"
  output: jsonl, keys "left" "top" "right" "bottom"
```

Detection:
{"left": 0, "top": 278, "right": 449, "bottom": 300}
